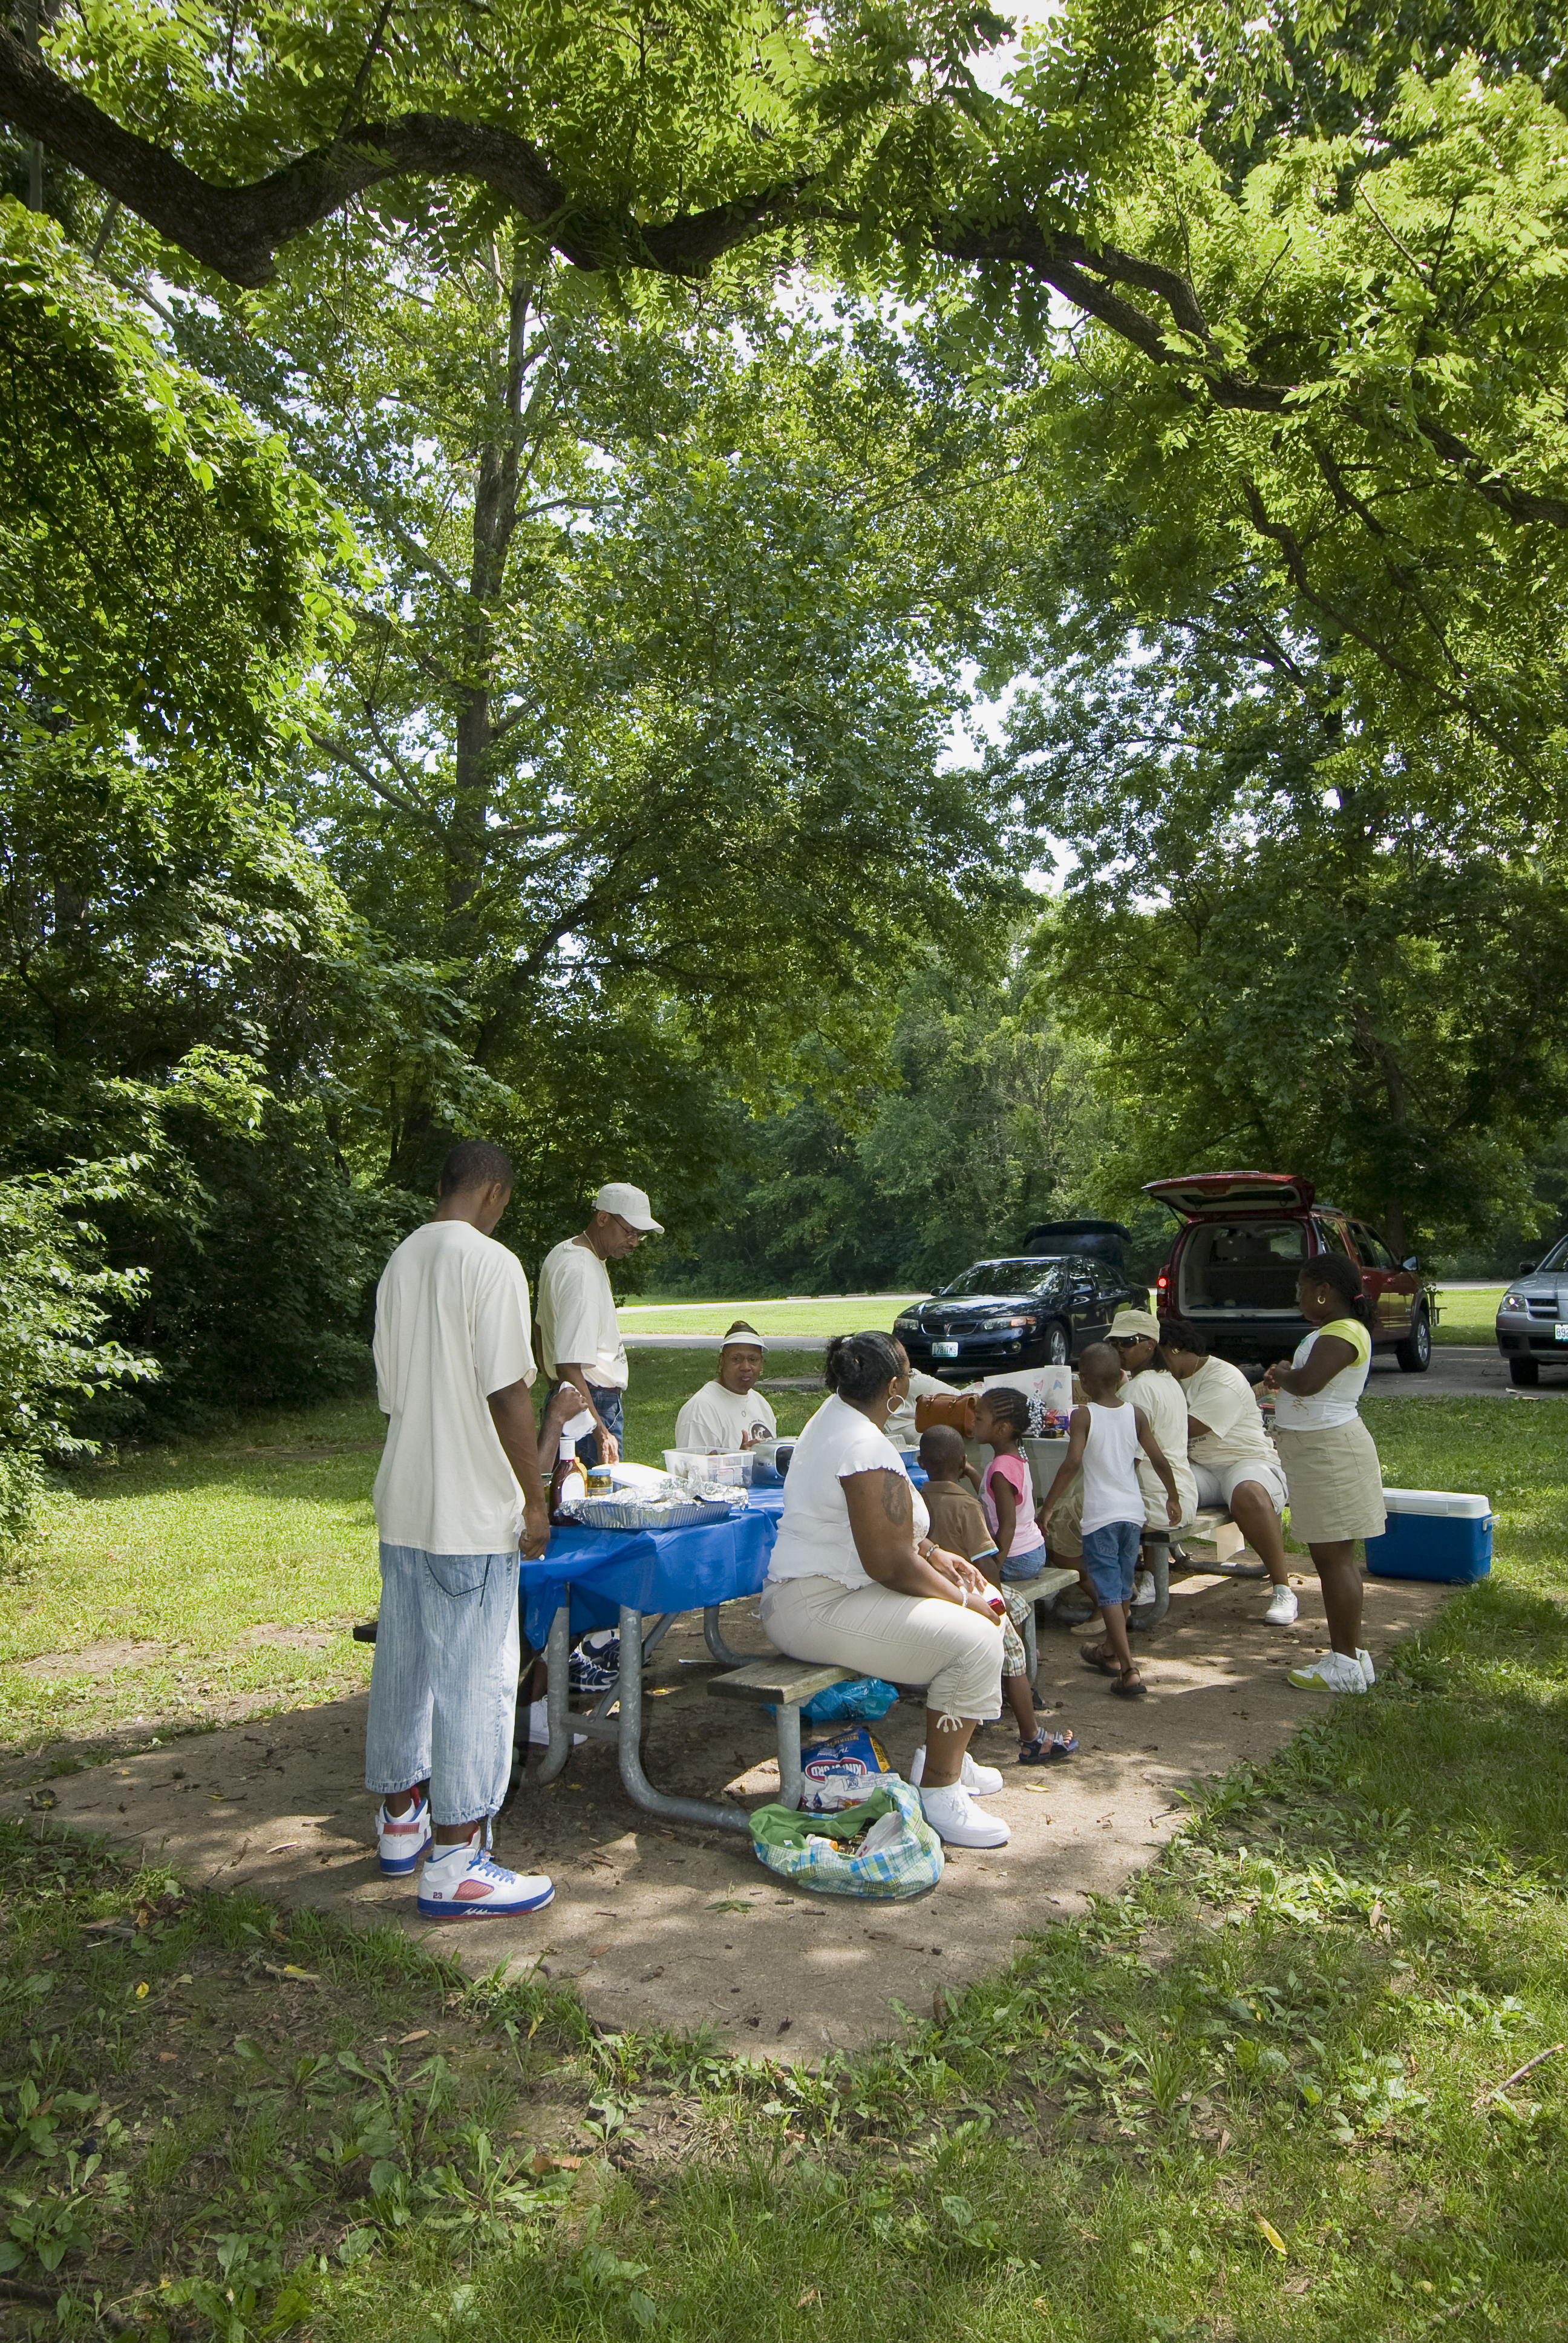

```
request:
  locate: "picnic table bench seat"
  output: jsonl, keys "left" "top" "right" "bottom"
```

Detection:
{"left": 708, "top": 1657, "right": 855, "bottom": 1809}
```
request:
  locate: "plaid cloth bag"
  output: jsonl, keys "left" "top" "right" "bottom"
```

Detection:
{"left": 748, "top": 1778, "right": 944, "bottom": 1898}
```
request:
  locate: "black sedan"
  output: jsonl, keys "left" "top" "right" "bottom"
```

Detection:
{"left": 894, "top": 1254, "right": 1149, "bottom": 1378}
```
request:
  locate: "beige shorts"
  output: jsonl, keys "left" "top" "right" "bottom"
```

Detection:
{"left": 760, "top": 1574, "right": 1004, "bottom": 1724}
{"left": 1275, "top": 1420, "right": 1387, "bottom": 1545}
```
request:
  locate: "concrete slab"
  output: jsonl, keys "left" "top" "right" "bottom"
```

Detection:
{"left": 10, "top": 1570, "right": 1449, "bottom": 2057}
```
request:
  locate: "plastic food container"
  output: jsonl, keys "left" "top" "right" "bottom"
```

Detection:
{"left": 664, "top": 1448, "right": 751, "bottom": 1486}
{"left": 1364, "top": 1489, "right": 1492, "bottom": 1584}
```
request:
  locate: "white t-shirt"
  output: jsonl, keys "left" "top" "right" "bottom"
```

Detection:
{"left": 766, "top": 1395, "right": 930, "bottom": 1591}
{"left": 536, "top": 1237, "right": 627, "bottom": 1391}
{"left": 1125, "top": 1367, "right": 1198, "bottom": 1527}
{"left": 1079, "top": 1399, "right": 1143, "bottom": 1537}
{"left": 1183, "top": 1355, "right": 1276, "bottom": 1470}
{"left": 673, "top": 1380, "right": 777, "bottom": 1452}
{"left": 372, "top": 1220, "right": 536, "bottom": 1555}
{"left": 1275, "top": 1318, "right": 1373, "bottom": 1430}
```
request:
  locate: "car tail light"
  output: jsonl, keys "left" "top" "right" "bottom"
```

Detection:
{"left": 1156, "top": 1273, "right": 1168, "bottom": 1291}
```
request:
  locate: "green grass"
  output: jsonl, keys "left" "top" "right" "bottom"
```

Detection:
{"left": 1431, "top": 1287, "right": 1504, "bottom": 1345}
{"left": 620, "top": 1296, "right": 927, "bottom": 1337}
{"left": 4, "top": 1388, "right": 1567, "bottom": 2341}
{"left": 635, "top": 1286, "right": 1489, "bottom": 1345}
{"left": 0, "top": 1356, "right": 832, "bottom": 1752}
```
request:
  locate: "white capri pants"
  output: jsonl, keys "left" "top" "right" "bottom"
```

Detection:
{"left": 1192, "top": 1454, "right": 1289, "bottom": 1514}
{"left": 759, "top": 1574, "right": 1004, "bottom": 1725}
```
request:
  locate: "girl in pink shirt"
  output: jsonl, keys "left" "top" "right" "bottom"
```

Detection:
{"left": 973, "top": 1389, "right": 1047, "bottom": 1581}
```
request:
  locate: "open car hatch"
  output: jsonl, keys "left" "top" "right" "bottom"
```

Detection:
{"left": 1143, "top": 1170, "right": 1316, "bottom": 1219}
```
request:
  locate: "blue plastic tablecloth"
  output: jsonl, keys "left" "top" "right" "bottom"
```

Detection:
{"left": 518, "top": 1499, "right": 780, "bottom": 1649}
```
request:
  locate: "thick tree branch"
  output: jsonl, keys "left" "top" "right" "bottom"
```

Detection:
{"left": 11, "top": 28, "right": 1568, "bottom": 540}
{"left": 0, "top": 28, "right": 817, "bottom": 287}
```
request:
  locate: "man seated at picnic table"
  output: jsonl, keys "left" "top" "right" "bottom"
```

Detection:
{"left": 673, "top": 1322, "right": 776, "bottom": 1451}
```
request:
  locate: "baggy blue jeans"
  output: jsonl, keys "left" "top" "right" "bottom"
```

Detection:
{"left": 364, "top": 1544, "right": 520, "bottom": 1825}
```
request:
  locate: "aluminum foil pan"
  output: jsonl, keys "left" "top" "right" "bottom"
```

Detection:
{"left": 569, "top": 1494, "right": 739, "bottom": 1533}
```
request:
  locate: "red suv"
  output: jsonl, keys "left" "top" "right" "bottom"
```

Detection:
{"left": 1146, "top": 1172, "right": 1434, "bottom": 1374}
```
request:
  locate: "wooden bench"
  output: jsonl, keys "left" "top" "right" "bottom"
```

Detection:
{"left": 708, "top": 1657, "right": 855, "bottom": 1809}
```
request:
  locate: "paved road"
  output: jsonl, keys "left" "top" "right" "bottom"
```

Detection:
{"left": 1367, "top": 1344, "right": 1567, "bottom": 1400}
{"left": 630, "top": 1332, "right": 1566, "bottom": 1399}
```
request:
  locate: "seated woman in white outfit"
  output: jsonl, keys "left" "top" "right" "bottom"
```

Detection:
{"left": 1159, "top": 1319, "right": 1298, "bottom": 1628}
{"left": 759, "top": 1331, "right": 1010, "bottom": 1850}
{"left": 673, "top": 1322, "right": 777, "bottom": 1451}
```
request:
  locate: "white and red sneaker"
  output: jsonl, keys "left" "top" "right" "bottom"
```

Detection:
{"left": 416, "top": 1830, "right": 554, "bottom": 1919}
{"left": 376, "top": 1792, "right": 433, "bottom": 1876}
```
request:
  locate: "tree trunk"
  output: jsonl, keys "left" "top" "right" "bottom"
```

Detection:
{"left": 445, "top": 253, "right": 534, "bottom": 939}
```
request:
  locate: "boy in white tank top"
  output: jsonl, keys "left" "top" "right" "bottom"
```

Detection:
{"left": 1038, "top": 1343, "right": 1181, "bottom": 1700}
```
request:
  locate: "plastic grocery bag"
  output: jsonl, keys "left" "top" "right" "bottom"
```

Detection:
{"left": 799, "top": 1728, "right": 894, "bottom": 1810}
{"left": 799, "top": 1676, "right": 900, "bottom": 1726}
{"left": 749, "top": 1779, "right": 944, "bottom": 1899}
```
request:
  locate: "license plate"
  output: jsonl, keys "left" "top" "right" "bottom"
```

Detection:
{"left": 1557, "top": 1323, "right": 1568, "bottom": 1343}
{"left": 932, "top": 1340, "right": 959, "bottom": 1358}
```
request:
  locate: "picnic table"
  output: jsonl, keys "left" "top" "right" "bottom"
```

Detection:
{"left": 518, "top": 1492, "right": 785, "bottom": 1835}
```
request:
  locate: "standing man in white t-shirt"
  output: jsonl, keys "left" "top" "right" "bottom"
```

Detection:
{"left": 366, "top": 1139, "right": 554, "bottom": 1921}
{"left": 535, "top": 1181, "right": 663, "bottom": 1468}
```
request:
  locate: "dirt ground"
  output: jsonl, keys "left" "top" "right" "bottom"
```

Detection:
{"left": 7, "top": 1566, "right": 1450, "bottom": 2058}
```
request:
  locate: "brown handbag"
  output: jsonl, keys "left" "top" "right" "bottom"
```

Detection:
{"left": 913, "top": 1391, "right": 977, "bottom": 1437}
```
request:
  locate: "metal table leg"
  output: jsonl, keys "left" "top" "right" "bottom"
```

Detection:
{"left": 518, "top": 1601, "right": 752, "bottom": 1833}
{"left": 529, "top": 1604, "right": 578, "bottom": 1783}
{"left": 702, "top": 1604, "right": 754, "bottom": 1668}
{"left": 616, "top": 1607, "right": 750, "bottom": 1834}
{"left": 775, "top": 1700, "right": 805, "bottom": 1810}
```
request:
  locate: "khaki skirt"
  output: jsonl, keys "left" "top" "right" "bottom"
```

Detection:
{"left": 1275, "top": 1418, "right": 1387, "bottom": 1545}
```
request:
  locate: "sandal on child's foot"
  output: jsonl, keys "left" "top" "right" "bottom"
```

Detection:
{"left": 1019, "top": 1729, "right": 1079, "bottom": 1765}
{"left": 1080, "top": 1641, "right": 1120, "bottom": 1676}
{"left": 1111, "top": 1665, "right": 1146, "bottom": 1699}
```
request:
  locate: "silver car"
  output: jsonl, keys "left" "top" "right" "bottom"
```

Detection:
{"left": 1495, "top": 1234, "right": 1568, "bottom": 1387}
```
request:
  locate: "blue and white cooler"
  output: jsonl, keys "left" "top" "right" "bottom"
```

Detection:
{"left": 1365, "top": 1489, "right": 1492, "bottom": 1584}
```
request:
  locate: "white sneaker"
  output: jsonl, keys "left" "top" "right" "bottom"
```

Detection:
{"left": 376, "top": 1792, "right": 432, "bottom": 1876}
{"left": 1131, "top": 1571, "right": 1157, "bottom": 1608}
{"left": 1287, "top": 1651, "right": 1367, "bottom": 1695}
{"left": 416, "top": 1831, "right": 555, "bottom": 1919}
{"left": 1357, "top": 1647, "right": 1376, "bottom": 1686}
{"left": 918, "top": 1782, "right": 1011, "bottom": 1849}
{"left": 1263, "top": 1584, "right": 1299, "bottom": 1627}
{"left": 909, "top": 1745, "right": 1005, "bottom": 1796}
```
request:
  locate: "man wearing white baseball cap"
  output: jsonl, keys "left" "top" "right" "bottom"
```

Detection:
{"left": 535, "top": 1182, "right": 663, "bottom": 1469}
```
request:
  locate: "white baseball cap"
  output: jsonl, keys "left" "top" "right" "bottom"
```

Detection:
{"left": 593, "top": 1181, "right": 664, "bottom": 1233}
